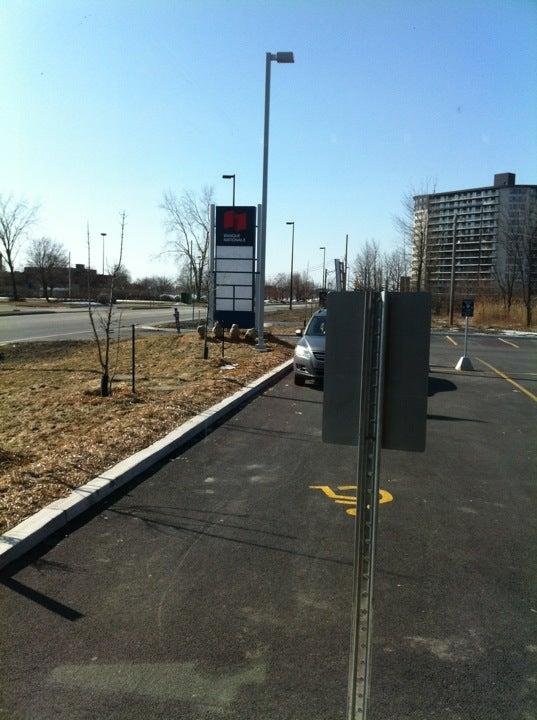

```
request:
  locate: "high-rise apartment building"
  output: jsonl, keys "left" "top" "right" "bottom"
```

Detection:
{"left": 412, "top": 173, "right": 537, "bottom": 292}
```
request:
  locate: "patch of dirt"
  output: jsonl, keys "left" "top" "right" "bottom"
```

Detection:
{"left": 0, "top": 333, "right": 292, "bottom": 533}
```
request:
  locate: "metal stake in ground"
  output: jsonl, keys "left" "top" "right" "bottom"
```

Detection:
{"left": 131, "top": 324, "right": 136, "bottom": 394}
{"left": 174, "top": 307, "right": 181, "bottom": 334}
{"left": 456, "top": 298, "right": 474, "bottom": 371}
{"left": 203, "top": 296, "right": 210, "bottom": 360}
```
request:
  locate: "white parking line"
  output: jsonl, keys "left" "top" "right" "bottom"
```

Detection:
{"left": 498, "top": 337, "right": 519, "bottom": 349}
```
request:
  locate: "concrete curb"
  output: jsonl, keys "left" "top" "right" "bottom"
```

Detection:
{"left": 0, "top": 358, "right": 293, "bottom": 571}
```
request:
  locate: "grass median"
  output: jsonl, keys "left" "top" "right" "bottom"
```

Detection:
{"left": 0, "top": 332, "right": 293, "bottom": 534}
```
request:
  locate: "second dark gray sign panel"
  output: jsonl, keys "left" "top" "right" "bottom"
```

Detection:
{"left": 322, "top": 291, "right": 431, "bottom": 452}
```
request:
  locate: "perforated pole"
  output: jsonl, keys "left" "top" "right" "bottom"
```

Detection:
{"left": 347, "top": 290, "right": 387, "bottom": 720}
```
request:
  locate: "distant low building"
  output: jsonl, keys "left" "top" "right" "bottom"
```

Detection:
{"left": 0, "top": 263, "right": 112, "bottom": 299}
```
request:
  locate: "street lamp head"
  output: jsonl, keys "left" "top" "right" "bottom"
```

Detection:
{"left": 101, "top": 232, "right": 107, "bottom": 237}
{"left": 286, "top": 221, "right": 294, "bottom": 226}
{"left": 319, "top": 246, "right": 325, "bottom": 250}
{"left": 275, "top": 51, "right": 294, "bottom": 64}
{"left": 222, "top": 174, "right": 235, "bottom": 179}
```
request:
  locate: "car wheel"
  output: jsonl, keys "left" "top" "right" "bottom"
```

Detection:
{"left": 294, "top": 374, "right": 305, "bottom": 386}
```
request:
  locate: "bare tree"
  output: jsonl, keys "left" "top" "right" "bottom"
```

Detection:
{"left": 0, "top": 195, "right": 39, "bottom": 299}
{"left": 131, "top": 275, "right": 175, "bottom": 299}
{"left": 292, "top": 271, "right": 315, "bottom": 302}
{"left": 383, "top": 246, "right": 408, "bottom": 291}
{"left": 393, "top": 180, "right": 436, "bottom": 291}
{"left": 513, "top": 207, "right": 537, "bottom": 327}
{"left": 353, "top": 239, "right": 383, "bottom": 290}
{"left": 266, "top": 273, "right": 288, "bottom": 301}
{"left": 161, "top": 186, "right": 214, "bottom": 301}
{"left": 26, "top": 237, "right": 68, "bottom": 301}
{"left": 493, "top": 213, "right": 519, "bottom": 313}
{"left": 87, "top": 213, "right": 126, "bottom": 397}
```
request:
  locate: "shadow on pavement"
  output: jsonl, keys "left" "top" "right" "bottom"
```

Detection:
{"left": 263, "top": 393, "right": 322, "bottom": 405}
{"left": 108, "top": 507, "right": 352, "bottom": 568}
{"left": 220, "top": 423, "right": 318, "bottom": 442}
{"left": 112, "top": 505, "right": 299, "bottom": 541}
{"left": 427, "top": 414, "right": 487, "bottom": 423}
{"left": 428, "top": 376, "right": 457, "bottom": 396}
{"left": 0, "top": 577, "right": 83, "bottom": 621}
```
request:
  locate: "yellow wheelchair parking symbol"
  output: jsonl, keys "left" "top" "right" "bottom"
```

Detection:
{"left": 309, "top": 485, "right": 393, "bottom": 516}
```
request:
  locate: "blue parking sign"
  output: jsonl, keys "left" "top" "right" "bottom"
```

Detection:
{"left": 461, "top": 299, "right": 474, "bottom": 317}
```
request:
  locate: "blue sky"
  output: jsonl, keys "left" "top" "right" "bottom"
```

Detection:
{"left": 2, "top": 0, "right": 536, "bottom": 286}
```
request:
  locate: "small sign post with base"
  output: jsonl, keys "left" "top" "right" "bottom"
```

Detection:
{"left": 456, "top": 299, "right": 474, "bottom": 371}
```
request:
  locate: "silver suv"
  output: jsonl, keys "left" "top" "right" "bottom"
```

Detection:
{"left": 293, "top": 309, "right": 326, "bottom": 386}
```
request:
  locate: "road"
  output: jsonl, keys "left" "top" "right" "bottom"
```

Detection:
{"left": 0, "top": 306, "right": 204, "bottom": 344}
{"left": 0, "top": 304, "right": 300, "bottom": 344}
{"left": 0, "top": 335, "right": 535, "bottom": 719}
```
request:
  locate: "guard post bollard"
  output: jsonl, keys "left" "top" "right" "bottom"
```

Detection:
{"left": 174, "top": 307, "right": 181, "bottom": 334}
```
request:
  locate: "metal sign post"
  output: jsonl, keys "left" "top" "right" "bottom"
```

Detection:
{"left": 456, "top": 299, "right": 474, "bottom": 371}
{"left": 208, "top": 204, "right": 215, "bottom": 328}
{"left": 346, "top": 291, "right": 387, "bottom": 720}
{"left": 322, "top": 290, "right": 431, "bottom": 720}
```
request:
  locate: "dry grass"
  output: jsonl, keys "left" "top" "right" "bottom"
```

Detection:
{"left": 0, "top": 333, "right": 292, "bottom": 534}
{"left": 264, "top": 305, "right": 316, "bottom": 325}
{"left": 432, "top": 298, "right": 534, "bottom": 330}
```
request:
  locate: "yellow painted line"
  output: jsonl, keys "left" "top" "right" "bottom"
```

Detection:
{"left": 476, "top": 357, "right": 537, "bottom": 404}
{"left": 445, "top": 335, "right": 458, "bottom": 346}
{"left": 309, "top": 485, "right": 394, "bottom": 517}
{"left": 310, "top": 485, "right": 354, "bottom": 502}
{"left": 498, "top": 338, "right": 519, "bottom": 349}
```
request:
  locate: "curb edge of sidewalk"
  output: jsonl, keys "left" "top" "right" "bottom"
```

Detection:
{"left": 0, "top": 358, "right": 293, "bottom": 571}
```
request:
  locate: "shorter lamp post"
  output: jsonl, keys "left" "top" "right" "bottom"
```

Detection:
{"left": 320, "top": 246, "right": 326, "bottom": 290}
{"left": 286, "top": 221, "right": 295, "bottom": 310}
{"left": 100, "top": 232, "right": 107, "bottom": 275}
{"left": 222, "top": 174, "right": 236, "bottom": 206}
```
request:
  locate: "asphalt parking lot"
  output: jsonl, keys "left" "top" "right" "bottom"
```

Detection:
{"left": 0, "top": 332, "right": 535, "bottom": 720}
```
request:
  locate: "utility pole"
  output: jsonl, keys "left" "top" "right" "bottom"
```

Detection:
{"left": 448, "top": 211, "right": 458, "bottom": 326}
{"left": 68, "top": 252, "right": 71, "bottom": 300}
{"left": 344, "top": 234, "right": 349, "bottom": 290}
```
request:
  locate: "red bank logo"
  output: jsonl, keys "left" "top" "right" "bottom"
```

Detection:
{"left": 223, "top": 210, "right": 247, "bottom": 232}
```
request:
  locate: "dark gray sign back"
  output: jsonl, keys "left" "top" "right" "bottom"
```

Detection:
{"left": 322, "top": 292, "right": 366, "bottom": 447}
{"left": 382, "top": 292, "right": 431, "bottom": 451}
{"left": 322, "top": 291, "right": 431, "bottom": 452}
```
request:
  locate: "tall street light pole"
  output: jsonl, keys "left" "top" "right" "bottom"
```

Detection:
{"left": 222, "top": 174, "right": 236, "bottom": 206}
{"left": 320, "top": 246, "right": 326, "bottom": 290}
{"left": 257, "top": 50, "right": 295, "bottom": 351}
{"left": 286, "top": 221, "right": 295, "bottom": 310}
{"left": 100, "top": 233, "right": 107, "bottom": 275}
{"left": 448, "top": 211, "right": 459, "bottom": 326}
